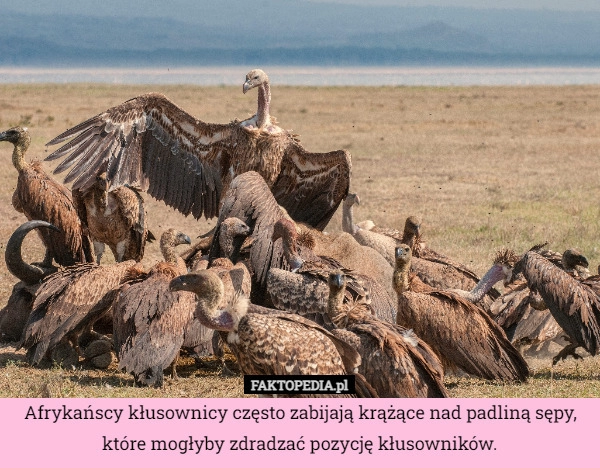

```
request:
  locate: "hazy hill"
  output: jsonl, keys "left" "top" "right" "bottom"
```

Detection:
{"left": 2, "top": 1, "right": 600, "bottom": 65}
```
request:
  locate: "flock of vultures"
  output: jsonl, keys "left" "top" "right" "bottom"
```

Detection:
{"left": 1, "top": 70, "right": 598, "bottom": 397}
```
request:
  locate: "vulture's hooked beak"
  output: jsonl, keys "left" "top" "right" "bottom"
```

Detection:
{"left": 395, "top": 246, "right": 407, "bottom": 259}
{"left": 169, "top": 275, "right": 188, "bottom": 292}
{"left": 243, "top": 80, "right": 252, "bottom": 94}
{"left": 330, "top": 272, "right": 345, "bottom": 289}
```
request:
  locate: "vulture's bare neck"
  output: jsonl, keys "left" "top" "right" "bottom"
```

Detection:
{"left": 401, "top": 229, "right": 416, "bottom": 249}
{"left": 281, "top": 231, "right": 303, "bottom": 271}
{"left": 342, "top": 200, "right": 358, "bottom": 235}
{"left": 256, "top": 82, "right": 271, "bottom": 129}
{"left": 461, "top": 263, "right": 506, "bottom": 302}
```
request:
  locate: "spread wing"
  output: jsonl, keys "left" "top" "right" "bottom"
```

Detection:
{"left": 272, "top": 144, "right": 351, "bottom": 230}
{"left": 46, "top": 93, "right": 233, "bottom": 219}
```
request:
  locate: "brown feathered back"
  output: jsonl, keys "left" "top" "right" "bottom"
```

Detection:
{"left": 515, "top": 251, "right": 600, "bottom": 357}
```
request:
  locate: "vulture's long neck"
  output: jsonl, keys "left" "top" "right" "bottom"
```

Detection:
{"left": 282, "top": 231, "right": 303, "bottom": 271}
{"left": 393, "top": 258, "right": 411, "bottom": 295}
{"left": 12, "top": 139, "right": 29, "bottom": 172}
{"left": 256, "top": 82, "right": 271, "bottom": 129}
{"left": 341, "top": 201, "right": 358, "bottom": 235}
{"left": 327, "top": 285, "right": 348, "bottom": 328}
{"left": 401, "top": 228, "right": 416, "bottom": 249}
{"left": 462, "top": 263, "right": 506, "bottom": 302}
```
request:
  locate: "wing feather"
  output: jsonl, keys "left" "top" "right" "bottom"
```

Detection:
{"left": 46, "top": 93, "right": 231, "bottom": 219}
{"left": 272, "top": 144, "right": 351, "bottom": 230}
{"left": 521, "top": 252, "right": 600, "bottom": 355}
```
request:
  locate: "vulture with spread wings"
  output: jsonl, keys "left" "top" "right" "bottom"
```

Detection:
{"left": 45, "top": 69, "right": 351, "bottom": 230}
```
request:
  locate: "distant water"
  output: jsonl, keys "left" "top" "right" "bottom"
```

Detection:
{"left": 2, "top": 66, "right": 600, "bottom": 86}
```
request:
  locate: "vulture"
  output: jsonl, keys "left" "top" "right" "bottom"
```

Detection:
{"left": 45, "top": 69, "right": 351, "bottom": 230}
{"left": 267, "top": 218, "right": 397, "bottom": 325}
{"left": 494, "top": 248, "right": 590, "bottom": 353}
{"left": 169, "top": 270, "right": 377, "bottom": 397}
{"left": 512, "top": 248, "right": 600, "bottom": 364}
{"left": 184, "top": 217, "right": 251, "bottom": 272}
{"left": 72, "top": 172, "right": 154, "bottom": 263}
{"left": 326, "top": 271, "right": 448, "bottom": 398}
{"left": 394, "top": 244, "right": 529, "bottom": 382}
{"left": 0, "top": 221, "right": 59, "bottom": 342}
{"left": 0, "top": 126, "right": 92, "bottom": 266}
{"left": 112, "top": 229, "right": 196, "bottom": 387}
{"left": 341, "top": 193, "right": 421, "bottom": 264}
{"left": 20, "top": 258, "right": 145, "bottom": 368}
{"left": 342, "top": 199, "right": 498, "bottom": 305}
{"left": 342, "top": 193, "right": 422, "bottom": 242}
{"left": 207, "top": 171, "right": 297, "bottom": 303}
{"left": 185, "top": 255, "right": 253, "bottom": 375}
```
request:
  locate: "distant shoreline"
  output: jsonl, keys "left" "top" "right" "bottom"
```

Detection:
{"left": 2, "top": 66, "right": 600, "bottom": 86}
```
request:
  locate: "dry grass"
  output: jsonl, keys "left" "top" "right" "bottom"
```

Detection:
{"left": 1, "top": 83, "right": 600, "bottom": 397}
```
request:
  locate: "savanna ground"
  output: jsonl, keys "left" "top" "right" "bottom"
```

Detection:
{"left": 1, "top": 83, "right": 600, "bottom": 398}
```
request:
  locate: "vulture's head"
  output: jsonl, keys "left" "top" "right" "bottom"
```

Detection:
{"left": 170, "top": 270, "right": 222, "bottom": 296}
{"left": 243, "top": 69, "right": 269, "bottom": 94}
{"left": 394, "top": 243, "right": 412, "bottom": 269}
{"left": 328, "top": 270, "right": 347, "bottom": 292}
{"left": 344, "top": 193, "right": 360, "bottom": 207}
{"left": 221, "top": 217, "right": 251, "bottom": 240}
{"left": 0, "top": 126, "right": 30, "bottom": 151}
{"left": 161, "top": 229, "right": 192, "bottom": 249}
{"left": 493, "top": 248, "right": 520, "bottom": 286}
{"left": 219, "top": 217, "right": 251, "bottom": 259}
{"left": 170, "top": 270, "right": 248, "bottom": 331}
{"left": 562, "top": 248, "right": 589, "bottom": 270}
{"left": 404, "top": 216, "right": 422, "bottom": 238}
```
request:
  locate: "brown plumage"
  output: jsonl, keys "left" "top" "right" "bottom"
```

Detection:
{"left": 112, "top": 229, "right": 195, "bottom": 387}
{"left": 183, "top": 256, "right": 254, "bottom": 374}
{"left": 20, "top": 259, "right": 145, "bottom": 366}
{"left": 394, "top": 244, "right": 529, "bottom": 382}
{"left": 267, "top": 218, "right": 397, "bottom": 325}
{"left": 512, "top": 249, "right": 600, "bottom": 364}
{"left": 494, "top": 248, "right": 590, "bottom": 352}
{"left": 1, "top": 126, "right": 92, "bottom": 266}
{"left": 45, "top": 69, "right": 350, "bottom": 230}
{"left": 207, "top": 171, "right": 300, "bottom": 303}
{"left": 296, "top": 213, "right": 397, "bottom": 304}
{"left": 73, "top": 173, "right": 154, "bottom": 263}
{"left": 327, "top": 271, "right": 448, "bottom": 397}
{"left": 342, "top": 201, "right": 498, "bottom": 306}
{"left": 185, "top": 217, "right": 251, "bottom": 272}
{"left": 404, "top": 220, "right": 500, "bottom": 303}
{"left": 169, "top": 270, "right": 377, "bottom": 397}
